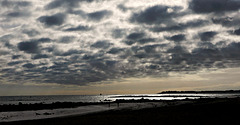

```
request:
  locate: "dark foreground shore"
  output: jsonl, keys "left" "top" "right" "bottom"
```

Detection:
{"left": 2, "top": 98, "right": 240, "bottom": 125}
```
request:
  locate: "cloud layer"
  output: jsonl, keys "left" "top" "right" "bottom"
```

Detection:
{"left": 1, "top": 0, "right": 240, "bottom": 86}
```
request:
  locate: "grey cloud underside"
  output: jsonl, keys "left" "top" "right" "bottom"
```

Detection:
{"left": 124, "top": 32, "right": 156, "bottom": 45}
{"left": 38, "top": 13, "right": 66, "bottom": 26}
{"left": 199, "top": 31, "right": 217, "bottom": 41}
{"left": 17, "top": 38, "right": 51, "bottom": 53}
{"left": 18, "top": 42, "right": 39, "bottom": 53}
{"left": 69, "top": 9, "right": 113, "bottom": 21}
{"left": 167, "top": 34, "right": 185, "bottom": 43}
{"left": 6, "top": 11, "right": 30, "bottom": 18}
{"left": 0, "top": 0, "right": 31, "bottom": 8}
{"left": 233, "top": 28, "right": 240, "bottom": 35}
{"left": 45, "top": 0, "right": 94, "bottom": 10}
{"left": 151, "top": 20, "right": 209, "bottom": 32}
{"left": 169, "top": 43, "right": 240, "bottom": 69}
{"left": 12, "top": 55, "right": 21, "bottom": 60}
{"left": 7, "top": 61, "right": 23, "bottom": 66}
{"left": 91, "top": 41, "right": 112, "bottom": 49}
{"left": 212, "top": 16, "right": 240, "bottom": 28}
{"left": 4, "top": 41, "right": 240, "bottom": 85}
{"left": 64, "top": 25, "right": 92, "bottom": 31}
{"left": 130, "top": 5, "right": 183, "bottom": 25}
{"left": 22, "top": 63, "right": 36, "bottom": 68}
{"left": 87, "top": 10, "right": 112, "bottom": 21}
{"left": 190, "top": 0, "right": 240, "bottom": 13}
{"left": 32, "top": 54, "right": 49, "bottom": 60}
{"left": 2, "top": 0, "right": 240, "bottom": 86}
{"left": 127, "top": 32, "right": 146, "bottom": 40}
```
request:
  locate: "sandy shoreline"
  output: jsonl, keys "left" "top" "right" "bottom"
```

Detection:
{"left": 0, "top": 105, "right": 114, "bottom": 122}
{"left": 1, "top": 98, "right": 240, "bottom": 124}
{"left": 0, "top": 100, "right": 190, "bottom": 122}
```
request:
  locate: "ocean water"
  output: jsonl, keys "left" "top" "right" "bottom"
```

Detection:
{"left": 0, "top": 93, "right": 239, "bottom": 105}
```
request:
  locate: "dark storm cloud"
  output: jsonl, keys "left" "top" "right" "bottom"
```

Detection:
{"left": 69, "top": 9, "right": 112, "bottom": 21}
{"left": 12, "top": 55, "right": 21, "bottom": 59}
{"left": 32, "top": 54, "right": 49, "bottom": 60}
{"left": 3, "top": 0, "right": 240, "bottom": 87}
{"left": 137, "top": 38, "right": 156, "bottom": 44}
{"left": 87, "top": 10, "right": 112, "bottom": 21}
{"left": 221, "top": 42, "right": 240, "bottom": 59}
{"left": 151, "top": 20, "right": 209, "bottom": 32}
{"left": 130, "top": 5, "right": 183, "bottom": 25}
{"left": 124, "top": 38, "right": 156, "bottom": 45}
{"left": 198, "top": 42, "right": 216, "bottom": 49}
{"left": 114, "top": 40, "right": 240, "bottom": 75}
{"left": 22, "top": 63, "right": 36, "bottom": 68}
{"left": 6, "top": 11, "right": 30, "bottom": 18}
{"left": 199, "top": 31, "right": 217, "bottom": 41}
{"left": 60, "top": 50, "right": 84, "bottom": 56}
{"left": 37, "top": 38, "right": 52, "bottom": 43}
{"left": 167, "top": 34, "right": 186, "bottom": 42}
{"left": 0, "top": 0, "right": 31, "bottom": 8}
{"left": 167, "top": 45, "right": 188, "bottom": 54}
{"left": 125, "top": 44, "right": 167, "bottom": 59}
{"left": 127, "top": 32, "right": 145, "bottom": 40}
{"left": 17, "top": 38, "right": 52, "bottom": 54}
{"left": 212, "top": 17, "right": 240, "bottom": 27}
{"left": 189, "top": 0, "right": 240, "bottom": 13}
{"left": 45, "top": 0, "right": 94, "bottom": 10}
{"left": 233, "top": 28, "right": 240, "bottom": 35}
{"left": 29, "top": 52, "right": 122, "bottom": 85}
{"left": 124, "top": 32, "right": 156, "bottom": 45}
{"left": 64, "top": 25, "right": 92, "bottom": 31}
{"left": 89, "top": 59, "right": 116, "bottom": 71}
{"left": 7, "top": 61, "right": 23, "bottom": 66}
{"left": 166, "top": 42, "right": 240, "bottom": 71}
{"left": 18, "top": 41, "right": 39, "bottom": 53}
{"left": 42, "top": 67, "right": 116, "bottom": 85}
{"left": 107, "top": 48, "right": 124, "bottom": 54}
{"left": 91, "top": 40, "right": 112, "bottom": 49}
{"left": 5, "top": 41, "right": 240, "bottom": 86}
{"left": 38, "top": 13, "right": 66, "bottom": 26}
{"left": 123, "top": 40, "right": 135, "bottom": 45}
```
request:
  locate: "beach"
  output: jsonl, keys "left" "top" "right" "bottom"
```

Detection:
{"left": 1, "top": 97, "right": 240, "bottom": 125}
{"left": 0, "top": 100, "right": 188, "bottom": 122}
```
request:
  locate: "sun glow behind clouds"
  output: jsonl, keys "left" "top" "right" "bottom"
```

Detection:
{"left": 1, "top": 67, "right": 240, "bottom": 96}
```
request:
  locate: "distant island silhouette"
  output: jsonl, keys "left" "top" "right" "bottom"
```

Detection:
{"left": 159, "top": 90, "right": 240, "bottom": 94}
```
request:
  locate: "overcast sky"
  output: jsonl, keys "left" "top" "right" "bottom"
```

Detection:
{"left": 1, "top": 0, "right": 240, "bottom": 95}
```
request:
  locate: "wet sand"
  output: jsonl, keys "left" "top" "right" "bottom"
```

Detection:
{"left": 1, "top": 98, "right": 240, "bottom": 125}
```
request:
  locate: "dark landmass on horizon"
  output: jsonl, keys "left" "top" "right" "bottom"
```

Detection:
{"left": 159, "top": 90, "right": 240, "bottom": 94}
{"left": 110, "top": 95, "right": 206, "bottom": 98}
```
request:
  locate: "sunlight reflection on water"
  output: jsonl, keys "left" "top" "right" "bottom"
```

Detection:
{"left": 0, "top": 93, "right": 239, "bottom": 105}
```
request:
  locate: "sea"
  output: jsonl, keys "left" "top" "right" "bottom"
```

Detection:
{"left": 0, "top": 93, "right": 240, "bottom": 105}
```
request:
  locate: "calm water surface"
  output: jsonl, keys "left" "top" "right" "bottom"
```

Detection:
{"left": 0, "top": 93, "right": 239, "bottom": 105}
